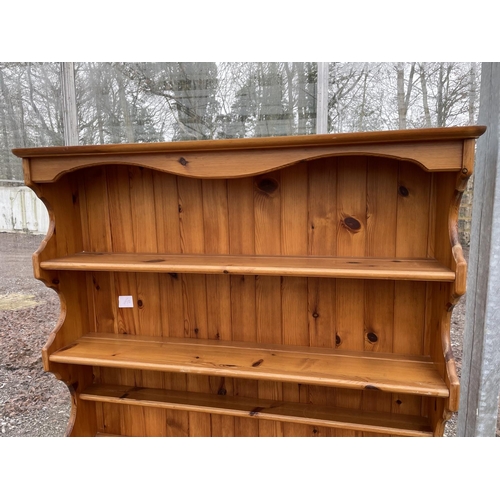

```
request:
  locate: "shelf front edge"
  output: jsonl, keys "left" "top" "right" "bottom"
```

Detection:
{"left": 39, "top": 253, "right": 456, "bottom": 282}
{"left": 49, "top": 334, "right": 450, "bottom": 398}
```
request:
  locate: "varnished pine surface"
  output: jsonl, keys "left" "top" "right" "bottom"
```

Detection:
{"left": 13, "top": 126, "right": 486, "bottom": 157}
{"left": 50, "top": 334, "right": 449, "bottom": 397}
{"left": 21, "top": 127, "right": 481, "bottom": 436}
{"left": 39, "top": 252, "right": 455, "bottom": 281}
{"left": 16, "top": 128, "right": 486, "bottom": 184}
{"left": 80, "top": 384, "right": 433, "bottom": 437}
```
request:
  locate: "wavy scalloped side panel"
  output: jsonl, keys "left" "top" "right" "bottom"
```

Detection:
{"left": 24, "top": 170, "right": 89, "bottom": 379}
{"left": 23, "top": 165, "right": 94, "bottom": 435}
{"left": 449, "top": 140, "right": 476, "bottom": 300}
{"left": 22, "top": 160, "right": 65, "bottom": 376}
{"left": 437, "top": 142, "right": 476, "bottom": 412}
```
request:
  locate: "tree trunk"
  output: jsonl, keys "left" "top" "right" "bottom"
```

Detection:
{"left": 397, "top": 62, "right": 415, "bottom": 129}
{"left": 0, "top": 90, "right": 12, "bottom": 179}
{"left": 357, "top": 68, "right": 369, "bottom": 131}
{"left": 420, "top": 63, "right": 432, "bottom": 128}
{"left": 469, "top": 62, "right": 478, "bottom": 125}
{"left": 117, "top": 70, "right": 135, "bottom": 143}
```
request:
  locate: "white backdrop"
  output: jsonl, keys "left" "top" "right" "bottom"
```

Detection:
{"left": 0, "top": 185, "right": 49, "bottom": 234}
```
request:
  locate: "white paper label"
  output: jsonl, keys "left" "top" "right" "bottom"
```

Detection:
{"left": 118, "top": 295, "right": 134, "bottom": 308}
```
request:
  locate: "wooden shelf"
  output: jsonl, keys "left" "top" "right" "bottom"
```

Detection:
{"left": 21, "top": 127, "right": 483, "bottom": 436}
{"left": 39, "top": 252, "right": 455, "bottom": 281}
{"left": 81, "top": 384, "right": 433, "bottom": 437}
{"left": 50, "top": 334, "right": 449, "bottom": 398}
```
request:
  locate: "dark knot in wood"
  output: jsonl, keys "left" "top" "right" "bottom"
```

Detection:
{"left": 343, "top": 216, "right": 361, "bottom": 231}
{"left": 249, "top": 406, "right": 265, "bottom": 416}
{"left": 257, "top": 178, "right": 279, "bottom": 194}
{"left": 252, "top": 359, "right": 264, "bottom": 367}
{"left": 179, "top": 157, "right": 188, "bottom": 166}
{"left": 217, "top": 378, "right": 227, "bottom": 396}
{"left": 335, "top": 334, "right": 341, "bottom": 346}
{"left": 367, "top": 332, "right": 378, "bottom": 343}
{"left": 137, "top": 299, "right": 144, "bottom": 308}
{"left": 398, "top": 185, "right": 410, "bottom": 197}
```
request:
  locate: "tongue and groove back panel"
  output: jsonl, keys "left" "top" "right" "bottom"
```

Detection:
{"left": 15, "top": 127, "right": 485, "bottom": 436}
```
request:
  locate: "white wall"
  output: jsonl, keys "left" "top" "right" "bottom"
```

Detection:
{"left": 0, "top": 185, "right": 49, "bottom": 234}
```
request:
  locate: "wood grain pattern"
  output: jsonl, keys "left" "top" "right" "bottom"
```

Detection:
{"left": 20, "top": 127, "right": 484, "bottom": 436}
{"left": 77, "top": 168, "right": 121, "bottom": 435}
{"left": 177, "top": 175, "right": 211, "bottom": 436}
{"left": 306, "top": 158, "right": 337, "bottom": 435}
{"left": 50, "top": 333, "right": 449, "bottom": 397}
{"left": 254, "top": 170, "right": 283, "bottom": 436}
{"left": 18, "top": 128, "right": 486, "bottom": 183}
{"left": 335, "top": 157, "right": 367, "bottom": 427}
{"left": 396, "top": 162, "right": 431, "bottom": 258}
{"left": 128, "top": 168, "right": 165, "bottom": 436}
{"left": 227, "top": 177, "right": 259, "bottom": 436}
{"left": 202, "top": 179, "right": 234, "bottom": 436}
{"left": 40, "top": 253, "right": 455, "bottom": 281}
{"left": 14, "top": 126, "right": 486, "bottom": 158}
{"left": 23, "top": 142, "right": 467, "bottom": 182}
{"left": 81, "top": 384, "right": 433, "bottom": 437}
{"left": 280, "top": 164, "right": 310, "bottom": 434}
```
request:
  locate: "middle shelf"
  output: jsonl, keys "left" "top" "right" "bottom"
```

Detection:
{"left": 50, "top": 333, "right": 449, "bottom": 398}
{"left": 39, "top": 252, "right": 455, "bottom": 281}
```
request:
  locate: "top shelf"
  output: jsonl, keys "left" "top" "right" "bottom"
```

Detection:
{"left": 13, "top": 126, "right": 486, "bottom": 157}
{"left": 16, "top": 126, "right": 486, "bottom": 183}
{"left": 40, "top": 252, "right": 455, "bottom": 281}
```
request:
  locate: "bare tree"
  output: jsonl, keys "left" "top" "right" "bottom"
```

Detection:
{"left": 419, "top": 63, "right": 432, "bottom": 128}
{"left": 396, "top": 62, "right": 416, "bottom": 129}
{"left": 0, "top": 61, "right": 482, "bottom": 181}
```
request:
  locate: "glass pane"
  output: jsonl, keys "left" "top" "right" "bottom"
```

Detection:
{"left": 0, "top": 62, "right": 63, "bottom": 180}
{"left": 327, "top": 62, "right": 480, "bottom": 133}
{"left": 74, "top": 62, "right": 318, "bottom": 144}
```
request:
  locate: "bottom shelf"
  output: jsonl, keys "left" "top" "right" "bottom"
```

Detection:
{"left": 80, "top": 384, "right": 433, "bottom": 437}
